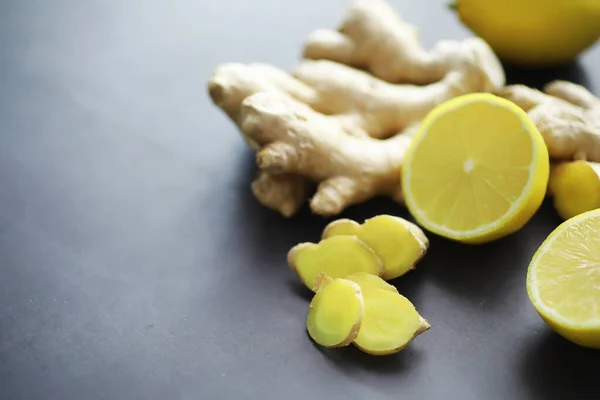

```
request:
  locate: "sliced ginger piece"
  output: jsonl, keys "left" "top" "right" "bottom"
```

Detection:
{"left": 354, "top": 289, "right": 430, "bottom": 355}
{"left": 346, "top": 272, "right": 398, "bottom": 293}
{"left": 322, "top": 215, "right": 429, "bottom": 280}
{"left": 548, "top": 161, "right": 600, "bottom": 220}
{"left": 306, "top": 278, "right": 364, "bottom": 348}
{"left": 321, "top": 218, "right": 360, "bottom": 238}
{"left": 288, "top": 236, "right": 383, "bottom": 292}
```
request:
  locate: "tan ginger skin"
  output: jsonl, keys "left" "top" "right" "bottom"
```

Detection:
{"left": 498, "top": 80, "right": 600, "bottom": 162}
{"left": 498, "top": 80, "right": 600, "bottom": 220}
{"left": 208, "top": 0, "right": 505, "bottom": 217}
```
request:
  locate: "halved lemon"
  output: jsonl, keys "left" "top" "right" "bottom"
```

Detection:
{"left": 402, "top": 93, "right": 549, "bottom": 244}
{"left": 527, "top": 209, "right": 600, "bottom": 348}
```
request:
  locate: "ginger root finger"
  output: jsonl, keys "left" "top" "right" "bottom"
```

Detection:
{"left": 208, "top": 0, "right": 505, "bottom": 217}
{"left": 291, "top": 59, "right": 500, "bottom": 139}
{"left": 353, "top": 289, "right": 430, "bottom": 356}
{"left": 322, "top": 215, "right": 429, "bottom": 280}
{"left": 306, "top": 278, "right": 364, "bottom": 348}
{"left": 240, "top": 92, "right": 413, "bottom": 215}
{"left": 548, "top": 161, "right": 600, "bottom": 220}
{"left": 497, "top": 82, "right": 600, "bottom": 162}
{"left": 303, "top": 0, "right": 504, "bottom": 89}
{"left": 544, "top": 81, "right": 600, "bottom": 110}
{"left": 208, "top": 62, "right": 314, "bottom": 213}
{"left": 346, "top": 272, "right": 398, "bottom": 293}
{"left": 288, "top": 236, "right": 383, "bottom": 292}
{"left": 208, "top": 62, "right": 317, "bottom": 125}
{"left": 251, "top": 172, "right": 311, "bottom": 217}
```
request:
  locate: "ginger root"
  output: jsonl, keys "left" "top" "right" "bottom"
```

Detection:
{"left": 288, "top": 235, "right": 382, "bottom": 292}
{"left": 498, "top": 80, "right": 600, "bottom": 219}
{"left": 306, "top": 278, "right": 364, "bottom": 348}
{"left": 353, "top": 289, "right": 430, "bottom": 356}
{"left": 498, "top": 80, "right": 600, "bottom": 161}
{"left": 322, "top": 215, "right": 429, "bottom": 280}
{"left": 208, "top": 0, "right": 505, "bottom": 217}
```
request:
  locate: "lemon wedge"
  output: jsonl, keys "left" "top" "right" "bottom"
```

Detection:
{"left": 527, "top": 209, "right": 600, "bottom": 348}
{"left": 402, "top": 93, "right": 549, "bottom": 243}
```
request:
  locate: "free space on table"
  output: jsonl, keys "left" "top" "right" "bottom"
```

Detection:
{"left": 1, "top": 1, "right": 599, "bottom": 399}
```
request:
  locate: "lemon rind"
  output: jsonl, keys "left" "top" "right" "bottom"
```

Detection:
{"left": 527, "top": 209, "right": 600, "bottom": 329}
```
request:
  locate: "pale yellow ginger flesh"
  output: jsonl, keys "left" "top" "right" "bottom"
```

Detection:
{"left": 321, "top": 219, "right": 361, "bottom": 238}
{"left": 345, "top": 272, "right": 398, "bottom": 293}
{"left": 288, "top": 236, "right": 383, "bottom": 292}
{"left": 208, "top": 0, "right": 505, "bottom": 217}
{"left": 306, "top": 278, "right": 364, "bottom": 348}
{"left": 549, "top": 161, "right": 600, "bottom": 220}
{"left": 354, "top": 289, "right": 430, "bottom": 355}
{"left": 322, "top": 215, "right": 429, "bottom": 280}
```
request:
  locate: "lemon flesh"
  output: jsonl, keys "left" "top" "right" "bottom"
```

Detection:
{"left": 527, "top": 210, "right": 600, "bottom": 348}
{"left": 402, "top": 93, "right": 549, "bottom": 244}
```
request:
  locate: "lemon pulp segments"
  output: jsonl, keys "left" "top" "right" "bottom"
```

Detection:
{"left": 527, "top": 209, "right": 600, "bottom": 348}
{"left": 402, "top": 93, "right": 549, "bottom": 243}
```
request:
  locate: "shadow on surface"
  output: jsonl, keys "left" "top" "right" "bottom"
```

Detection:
{"left": 228, "top": 147, "right": 418, "bottom": 269}
{"left": 420, "top": 199, "right": 562, "bottom": 306}
{"left": 504, "top": 59, "right": 592, "bottom": 89}
{"left": 286, "top": 279, "right": 314, "bottom": 302}
{"left": 228, "top": 149, "right": 323, "bottom": 259}
{"left": 311, "top": 337, "right": 422, "bottom": 375}
{"left": 520, "top": 329, "right": 600, "bottom": 399}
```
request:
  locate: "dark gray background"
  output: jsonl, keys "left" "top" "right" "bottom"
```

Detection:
{"left": 1, "top": 0, "right": 599, "bottom": 399}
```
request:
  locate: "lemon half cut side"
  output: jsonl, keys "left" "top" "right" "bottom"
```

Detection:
{"left": 527, "top": 209, "right": 600, "bottom": 349}
{"left": 402, "top": 93, "right": 549, "bottom": 244}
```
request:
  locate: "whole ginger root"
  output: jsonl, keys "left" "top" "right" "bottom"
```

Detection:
{"left": 498, "top": 81, "right": 600, "bottom": 220}
{"left": 208, "top": 0, "right": 505, "bottom": 217}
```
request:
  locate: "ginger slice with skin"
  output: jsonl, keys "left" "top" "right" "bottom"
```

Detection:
{"left": 353, "top": 289, "right": 430, "bottom": 356}
{"left": 548, "top": 161, "right": 600, "bottom": 220}
{"left": 345, "top": 272, "right": 398, "bottom": 293}
{"left": 208, "top": 0, "right": 505, "bottom": 217}
{"left": 306, "top": 278, "right": 364, "bottom": 348}
{"left": 288, "top": 235, "right": 383, "bottom": 292}
{"left": 321, "top": 218, "right": 360, "bottom": 238}
{"left": 322, "top": 215, "right": 429, "bottom": 280}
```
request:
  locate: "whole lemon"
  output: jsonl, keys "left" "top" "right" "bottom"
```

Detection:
{"left": 452, "top": 0, "right": 600, "bottom": 66}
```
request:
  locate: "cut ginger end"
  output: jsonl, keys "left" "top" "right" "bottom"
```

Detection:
{"left": 306, "top": 278, "right": 364, "bottom": 348}
{"left": 354, "top": 289, "right": 430, "bottom": 356}
{"left": 322, "top": 215, "right": 429, "bottom": 280}
{"left": 288, "top": 236, "right": 382, "bottom": 292}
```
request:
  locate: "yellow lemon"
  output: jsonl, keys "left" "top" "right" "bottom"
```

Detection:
{"left": 527, "top": 209, "right": 600, "bottom": 348}
{"left": 452, "top": 0, "right": 600, "bottom": 66}
{"left": 401, "top": 93, "right": 549, "bottom": 244}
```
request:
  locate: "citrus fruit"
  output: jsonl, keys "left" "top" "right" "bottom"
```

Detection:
{"left": 527, "top": 209, "right": 600, "bottom": 348}
{"left": 401, "top": 93, "right": 549, "bottom": 244}
{"left": 452, "top": 0, "right": 600, "bottom": 66}
{"left": 548, "top": 161, "right": 600, "bottom": 221}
